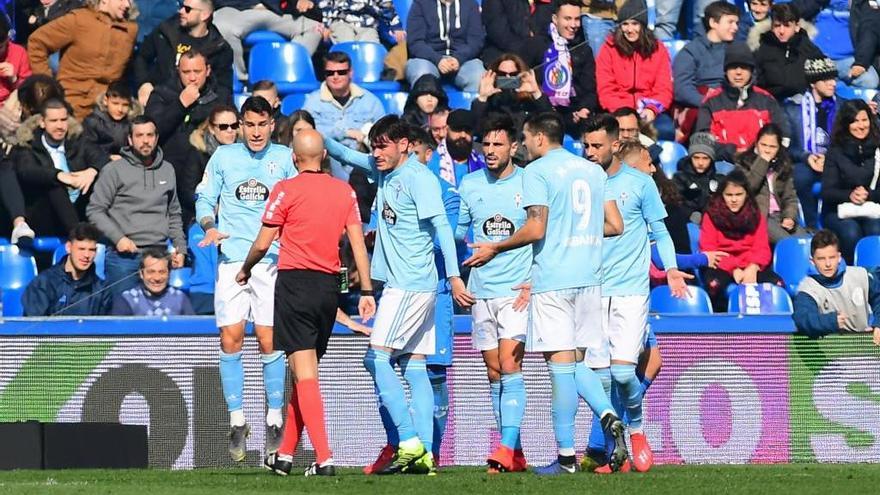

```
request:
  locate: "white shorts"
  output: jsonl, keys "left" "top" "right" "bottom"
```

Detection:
{"left": 471, "top": 296, "right": 528, "bottom": 351}
{"left": 527, "top": 286, "right": 601, "bottom": 353}
{"left": 370, "top": 288, "right": 436, "bottom": 356}
{"left": 584, "top": 295, "right": 649, "bottom": 368}
{"left": 214, "top": 262, "right": 277, "bottom": 327}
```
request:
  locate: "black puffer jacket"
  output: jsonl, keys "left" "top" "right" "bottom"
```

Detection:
{"left": 822, "top": 138, "right": 880, "bottom": 213}
{"left": 402, "top": 74, "right": 448, "bottom": 129}
{"left": 755, "top": 29, "right": 825, "bottom": 100}
{"left": 480, "top": 0, "right": 555, "bottom": 64}
{"left": 673, "top": 155, "right": 721, "bottom": 218}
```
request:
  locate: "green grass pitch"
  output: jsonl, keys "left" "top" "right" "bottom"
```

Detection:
{"left": 1, "top": 465, "right": 879, "bottom": 495}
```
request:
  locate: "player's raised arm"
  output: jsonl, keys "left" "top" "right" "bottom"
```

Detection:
{"left": 464, "top": 205, "right": 547, "bottom": 268}
{"left": 324, "top": 136, "right": 374, "bottom": 172}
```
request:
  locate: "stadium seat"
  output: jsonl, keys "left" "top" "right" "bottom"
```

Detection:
{"left": 727, "top": 283, "right": 794, "bottom": 314}
{"left": 657, "top": 140, "right": 687, "bottom": 178}
{"left": 563, "top": 134, "right": 584, "bottom": 157}
{"left": 248, "top": 42, "right": 319, "bottom": 95}
{"left": 379, "top": 91, "right": 408, "bottom": 115}
{"left": 687, "top": 222, "right": 700, "bottom": 255}
{"left": 0, "top": 245, "right": 38, "bottom": 316}
{"left": 187, "top": 223, "right": 218, "bottom": 292}
{"left": 32, "top": 237, "right": 63, "bottom": 253}
{"left": 243, "top": 30, "right": 286, "bottom": 46}
{"left": 232, "top": 66, "right": 243, "bottom": 94}
{"left": 836, "top": 84, "right": 878, "bottom": 103}
{"left": 169, "top": 267, "right": 192, "bottom": 292}
{"left": 329, "top": 42, "right": 401, "bottom": 92}
{"left": 661, "top": 39, "right": 687, "bottom": 61}
{"left": 234, "top": 93, "right": 249, "bottom": 111}
{"left": 0, "top": 238, "right": 7, "bottom": 245}
{"left": 393, "top": 0, "right": 412, "bottom": 29}
{"left": 281, "top": 93, "right": 307, "bottom": 116}
{"left": 854, "top": 235, "right": 880, "bottom": 268}
{"left": 772, "top": 235, "right": 812, "bottom": 295}
{"left": 649, "top": 285, "right": 713, "bottom": 314}
{"left": 52, "top": 243, "right": 107, "bottom": 280}
{"left": 446, "top": 90, "right": 477, "bottom": 110}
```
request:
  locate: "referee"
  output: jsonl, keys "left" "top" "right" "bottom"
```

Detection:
{"left": 236, "top": 129, "right": 376, "bottom": 477}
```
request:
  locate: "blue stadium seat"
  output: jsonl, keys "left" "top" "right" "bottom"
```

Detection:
{"left": 0, "top": 238, "right": 8, "bottom": 245}
{"left": 0, "top": 245, "right": 38, "bottom": 316}
{"left": 446, "top": 90, "right": 477, "bottom": 110}
{"left": 854, "top": 235, "right": 880, "bottom": 269}
{"left": 563, "top": 134, "right": 584, "bottom": 157}
{"left": 33, "top": 237, "right": 63, "bottom": 253}
{"left": 657, "top": 140, "right": 687, "bottom": 179}
{"left": 727, "top": 283, "right": 794, "bottom": 313}
{"left": 234, "top": 93, "right": 249, "bottom": 111}
{"left": 281, "top": 93, "right": 307, "bottom": 115}
{"left": 169, "top": 267, "right": 192, "bottom": 292}
{"left": 243, "top": 30, "right": 286, "bottom": 46}
{"left": 661, "top": 39, "right": 687, "bottom": 61}
{"left": 52, "top": 243, "right": 107, "bottom": 280}
{"left": 379, "top": 91, "right": 408, "bottom": 115}
{"left": 393, "top": 0, "right": 412, "bottom": 29}
{"left": 836, "top": 84, "right": 878, "bottom": 103}
{"left": 248, "top": 42, "right": 320, "bottom": 95}
{"left": 329, "top": 42, "right": 401, "bottom": 92}
{"left": 187, "top": 223, "right": 218, "bottom": 293}
{"left": 772, "top": 235, "right": 812, "bottom": 295}
{"left": 649, "top": 285, "right": 713, "bottom": 314}
{"left": 232, "top": 66, "right": 243, "bottom": 94}
{"left": 687, "top": 222, "right": 700, "bottom": 255}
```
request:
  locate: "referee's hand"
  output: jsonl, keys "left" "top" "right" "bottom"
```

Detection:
{"left": 235, "top": 268, "right": 251, "bottom": 286}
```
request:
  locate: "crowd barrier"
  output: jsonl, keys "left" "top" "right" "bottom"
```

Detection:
{"left": 0, "top": 315, "right": 878, "bottom": 468}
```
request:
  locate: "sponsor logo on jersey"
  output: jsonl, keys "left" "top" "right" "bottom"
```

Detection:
{"left": 483, "top": 213, "right": 514, "bottom": 237}
{"left": 235, "top": 178, "right": 269, "bottom": 202}
{"left": 382, "top": 202, "right": 397, "bottom": 225}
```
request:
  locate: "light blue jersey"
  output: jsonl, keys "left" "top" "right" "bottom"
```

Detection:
{"left": 522, "top": 148, "right": 607, "bottom": 294}
{"left": 457, "top": 167, "right": 532, "bottom": 299}
{"left": 194, "top": 143, "right": 296, "bottom": 264}
{"left": 602, "top": 165, "right": 667, "bottom": 297}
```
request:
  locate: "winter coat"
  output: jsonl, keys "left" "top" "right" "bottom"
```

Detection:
{"left": 851, "top": 1, "right": 880, "bottom": 69}
{"left": 596, "top": 35, "right": 673, "bottom": 114}
{"left": 755, "top": 28, "right": 825, "bottom": 100}
{"left": 579, "top": 0, "right": 628, "bottom": 19}
{"left": 699, "top": 211, "right": 772, "bottom": 273}
{"left": 302, "top": 82, "right": 386, "bottom": 151}
{"left": 523, "top": 26, "right": 599, "bottom": 115}
{"left": 319, "top": 0, "right": 401, "bottom": 30}
{"left": 737, "top": 154, "right": 800, "bottom": 220}
{"left": 182, "top": 128, "right": 223, "bottom": 226}
{"left": 673, "top": 155, "right": 720, "bottom": 218}
{"left": 22, "top": 257, "right": 112, "bottom": 316}
{"left": 480, "top": 0, "right": 555, "bottom": 64}
{"left": 407, "top": 0, "right": 485, "bottom": 65}
{"left": 133, "top": 16, "right": 234, "bottom": 94}
{"left": 81, "top": 92, "right": 144, "bottom": 158}
{"left": 469, "top": 91, "right": 554, "bottom": 136}
{"left": 672, "top": 34, "right": 727, "bottom": 108}
{"left": 794, "top": 265, "right": 880, "bottom": 338}
{"left": 821, "top": 138, "right": 880, "bottom": 214}
{"left": 747, "top": 17, "right": 817, "bottom": 52}
{"left": 0, "top": 42, "right": 32, "bottom": 107}
{"left": 21, "top": 0, "right": 84, "bottom": 40}
{"left": 214, "top": 0, "right": 322, "bottom": 18}
{"left": 27, "top": 7, "right": 138, "bottom": 120}
{"left": 111, "top": 285, "right": 195, "bottom": 316}
{"left": 782, "top": 94, "right": 842, "bottom": 164}
{"left": 402, "top": 74, "right": 448, "bottom": 128}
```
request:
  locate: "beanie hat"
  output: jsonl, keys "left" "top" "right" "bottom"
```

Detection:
{"left": 447, "top": 109, "right": 475, "bottom": 133}
{"left": 689, "top": 132, "right": 716, "bottom": 161}
{"left": 724, "top": 42, "right": 756, "bottom": 70}
{"left": 618, "top": 0, "right": 649, "bottom": 26}
{"left": 804, "top": 57, "right": 839, "bottom": 84}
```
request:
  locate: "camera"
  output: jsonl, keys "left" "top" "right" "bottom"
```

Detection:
{"left": 496, "top": 76, "right": 520, "bottom": 90}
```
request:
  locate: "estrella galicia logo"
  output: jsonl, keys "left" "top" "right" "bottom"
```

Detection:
{"left": 382, "top": 202, "right": 397, "bottom": 225}
{"left": 482, "top": 214, "right": 514, "bottom": 237}
{"left": 235, "top": 179, "right": 269, "bottom": 202}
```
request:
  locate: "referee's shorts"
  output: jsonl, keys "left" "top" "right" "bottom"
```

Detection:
{"left": 273, "top": 269, "right": 339, "bottom": 358}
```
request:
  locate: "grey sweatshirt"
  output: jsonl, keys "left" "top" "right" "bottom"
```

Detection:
{"left": 87, "top": 146, "right": 186, "bottom": 253}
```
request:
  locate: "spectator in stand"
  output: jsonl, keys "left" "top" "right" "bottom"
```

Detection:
{"left": 402, "top": 74, "right": 448, "bottom": 130}
{"left": 82, "top": 81, "right": 141, "bottom": 161}
{"left": 655, "top": 0, "right": 715, "bottom": 41}
{"left": 613, "top": 106, "right": 658, "bottom": 147}
{"left": 133, "top": 0, "right": 233, "bottom": 105}
{"left": 672, "top": 1, "right": 739, "bottom": 143}
{"left": 22, "top": 222, "right": 113, "bottom": 316}
{"left": 111, "top": 247, "right": 195, "bottom": 316}
{"left": 754, "top": 3, "right": 824, "bottom": 101}
{"left": 184, "top": 104, "right": 240, "bottom": 226}
{"left": 429, "top": 106, "right": 449, "bottom": 144}
{"left": 146, "top": 49, "right": 231, "bottom": 197}
{"left": 22, "top": 0, "right": 84, "bottom": 41}
{"left": 699, "top": 169, "right": 784, "bottom": 312}
{"left": 523, "top": 0, "right": 598, "bottom": 136}
{"left": 784, "top": 56, "right": 840, "bottom": 229}
{"left": 471, "top": 54, "right": 552, "bottom": 134}
{"left": 0, "top": 15, "right": 31, "bottom": 107}
{"left": 695, "top": 42, "right": 790, "bottom": 163}
{"left": 251, "top": 80, "right": 283, "bottom": 141}
{"left": 652, "top": 167, "right": 694, "bottom": 254}
{"left": 736, "top": 123, "right": 806, "bottom": 243}
{"left": 740, "top": 0, "right": 772, "bottom": 49}
{"left": 87, "top": 115, "right": 186, "bottom": 296}
{"left": 427, "top": 108, "right": 485, "bottom": 187}
{"left": 405, "top": 0, "right": 486, "bottom": 93}
{"left": 27, "top": 0, "right": 138, "bottom": 120}
{"left": 579, "top": 0, "right": 624, "bottom": 56}
{"left": 303, "top": 51, "right": 385, "bottom": 179}
{"left": 674, "top": 132, "right": 722, "bottom": 224}
{"left": 213, "top": 0, "right": 322, "bottom": 84}
{"left": 277, "top": 109, "right": 315, "bottom": 148}
{"left": 319, "top": 0, "right": 403, "bottom": 43}
{"left": 595, "top": 0, "right": 673, "bottom": 140}
{"left": 821, "top": 99, "right": 880, "bottom": 264}
{"left": 480, "top": 0, "right": 554, "bottom": 64}
{"left": 849, "top": 0, "right": 880, "bottom": 87}
{"left": 12, "top": 99, "right": 106, "bottom": 238}
{"left": 794, "top": 229, "right": 880, "bottom": 342}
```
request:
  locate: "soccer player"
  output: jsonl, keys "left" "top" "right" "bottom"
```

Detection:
{"left": 195, "top": 96, "right": 297, "bottom": 462}
{"left": 465, "top": 112, "right": 628, "bottom": 475}
{"left": 456, "top": 114, "right": 532, "bottom": 473}
{"left": 580, "top": 118, "right": 691, "bottom": 473}
{"left": 236, "top": 129, "right": 377, "bottom": 476}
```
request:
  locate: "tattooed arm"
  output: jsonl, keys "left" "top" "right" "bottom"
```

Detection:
{"left": 464, "top": 205, "right": 547, "bottom": 268}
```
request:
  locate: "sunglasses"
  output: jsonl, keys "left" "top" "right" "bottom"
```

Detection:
{"left": 179, "top": 3, "right": 199, "bottom": 13}
{"left": 496, "top": 71, "right": 519, "bottom": 77}
{"left": 325, "top": 69, "right": 350, "bottom": 76}
{"left": 214, "top": 122, "right": 240, "bottom": 131}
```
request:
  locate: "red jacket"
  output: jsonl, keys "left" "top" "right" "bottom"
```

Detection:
{"left": 698, "top": 212, "right": 771, "bottom": 274}
{"left": 595, "top": 36, "right": 673, "bottom": 114}
{"left": 0, "top": 42, "right": 31, "bottom": 106}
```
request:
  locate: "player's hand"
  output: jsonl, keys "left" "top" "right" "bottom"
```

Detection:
{"left": 464, "top": 242, "right": 499, "bottom": 268}
{"left": 199, "top": 228, "right": 229, "bottom": 247}
{"left": 358, "top": 295, "right": 376, "bottom": 323}
{"left": 116, "top": 236, "right": 138, "bottom": 253}
{"left": 171, "top": 250, "right": 185, "bottom": 268}
{"left": 704, "top": 251, "right": 729, "bottom": 269}
{"left": 837, "top": 313, "right": 849, "bottom": 330}
{"left": 512, "top": 282, "right": 531, "bottom": 312}
{"left": 450, "top": 276, "right": 475, "bottom": 308}
{"left": 179, "top": 83, "right": 201, "bottom": 108}
{"left": 666, "top": 269, "right": 694, "bottom": 298}
{"left": 235, "top": 267, "right": 250, "bottom": 286}
{"left": 873, "top": 327, "right": 880, "bottom": 345}
{"left": 348, "top": 320, "right": 372, "bottom": 336}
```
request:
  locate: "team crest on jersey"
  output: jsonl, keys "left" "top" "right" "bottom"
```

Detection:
{"left": 483, "top": 214, "right": 514, "bottom": 237}
{"left": 382, "top": 202, "right": 397, "bottom": 225}
{"left": 514, "top": 193, "right": 522, "bottom": 208}
{"left": 235, "top": 178, "right": 270, "bottom": 202}
{"left": 267, "top": 161, "right": 278, "bottom": 175}
{"left": 619, "top": 191, "right": 630, "bottom": 205}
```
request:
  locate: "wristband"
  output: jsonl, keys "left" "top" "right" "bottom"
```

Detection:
{"left": 361, "top": 290, "right": 374, "bottom": 296}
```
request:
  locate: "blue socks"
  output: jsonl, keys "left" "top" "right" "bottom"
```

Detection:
{"left": 575, "top": 361, "right": 615, "bottom": 417}
{"left": 378, "top": 396, "right": 400, "bottom": 447}
{"left": 428, "top": 365, "right": 449, "bottom": 459}
{"left": 489, "top": 380, "right": 502, "bottom": 431}
{"left": 641, "top": 376, "right": 654, "bottom": 396}
{"left": 548, "top": 362, "right": 578, "bottom": 455}
{"left": 219, "top": 351, "right": 244, "bottom": 415}
{"left": 261, "top": 351, "right": 286, "bottom": 418}
{"left": 363, "top": 348, "right": 418, "bottom": 443}
{"left": 500, "top": 372, "right": 526, "bottom": 450}
{"left": 401, "top": 356, "right": 434, "bottom": 454}
{"left": 611, "top": 363, "right": 643, "bottom": 431}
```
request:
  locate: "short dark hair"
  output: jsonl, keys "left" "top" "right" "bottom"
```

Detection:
{"left": 703, "top": 1, "right": 740, "bottom": 32}
{"left": 129, "top": 114, "right": 157, "bottom": 134}
{"left": 179, "top": 48, "right": 208, "bottom": 65}
{"left": 556, "top": 0, "right": 582, "bottom": 12}
{"left": 770, "top": 3, "right": 799, "bottom": 23}
{"left": 39, "top": 98, "right": 70, "bottom": 118}
{"left": 811, "top": 229, "right": 840, "bottom": 255}
{"left": 616, "top": 140, "right": 648, "bottom": 161}
{"left": 140, "top": 248, "right": 171, "bottom": 271}
{"left": 251, "top": 80, "right": 278, "bottom": 93}
{"left": 409, "top": 126, "right": 437, "bottom": 151}
{"left": 480, "top": 113, "right": 517, "bottom": 143}
{"left": 524, "top": 112, "right": 564, "bottom": 145}
{"left": 105, "top": 81, "right": 132, "bottom": 101}
{"left": 369, "top": 114, "right": 411, "bottom": 145}
{"left": 324, "top": 51, "right": 351, "bottom": 67}
{"left": 240, "top": 96, "right": 274, "bottom": 118}
{"left": 611, "top": 107, "right": 640, "bottom": 121}
{"left": 581, "top": 113, "right": 620, "bottom": 141}
{"left": 68, "top": 222, "right": 101, "bottom": 243}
